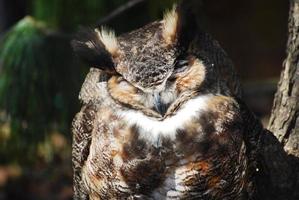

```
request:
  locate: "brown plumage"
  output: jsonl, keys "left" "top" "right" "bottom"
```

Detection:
{"left": 72, "top": 2, "right": 256, "bottom": 200}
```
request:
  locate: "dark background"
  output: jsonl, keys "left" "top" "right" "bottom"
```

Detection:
{"left": 0, "top": 0, "right": 289, "bottom": 199}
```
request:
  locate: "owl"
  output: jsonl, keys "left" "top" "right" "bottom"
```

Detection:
{"left": 71, "top": 2, "right": 256, "bottom": 200}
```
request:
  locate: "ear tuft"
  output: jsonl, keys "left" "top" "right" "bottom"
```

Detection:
{"left": 162, "top": 1, "right": 200, "bottom": 47}
{"left": 95, "top": 27, "right": 119, "bottom": 55}
{"left": 71, "top": 28, "right": 115, "bottom": 72}
{"left": 162, "top": 5, "right": 179, "bottom": 45}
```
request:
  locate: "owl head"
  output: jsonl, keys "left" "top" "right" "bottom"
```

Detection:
{"left": 72, "top": 3, "right": 219, "bottom": 117}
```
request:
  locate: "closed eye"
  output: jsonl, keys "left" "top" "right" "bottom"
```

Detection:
{"left": 168, "top": 59, "right": 190, "bottom": 81}
{"left": 174, "top": 59, "right": 189, "bottom": 73}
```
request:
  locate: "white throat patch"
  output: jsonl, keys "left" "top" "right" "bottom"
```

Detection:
{"left": 117, "top": 94, "right": 212, "bottom": 145}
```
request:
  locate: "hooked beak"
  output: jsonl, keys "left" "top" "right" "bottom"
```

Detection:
{"left": 153, "top": 92, "right": 167, "bottom": 116}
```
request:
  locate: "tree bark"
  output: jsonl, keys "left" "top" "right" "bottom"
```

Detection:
{"left": 258, "top": 0, "right": 299, "bottom": 200}
{"left": 268, "top": 0, "right": 299, "bottom": 158}
{"left": 263, "top": 0, "right": 299, "bottom": 199}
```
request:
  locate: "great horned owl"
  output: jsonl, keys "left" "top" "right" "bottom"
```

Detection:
{"left": 71, "top": 2, "right": 255, "bottom": 200}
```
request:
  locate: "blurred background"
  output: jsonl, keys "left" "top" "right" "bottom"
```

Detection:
{"left": 0, "top": 0, "right": 289, "bottom": 199}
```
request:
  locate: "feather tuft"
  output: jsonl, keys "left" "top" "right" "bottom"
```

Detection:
{"left": 71, "top": 27, "right": 115, "bottom": 72}
{"left": 162, "top": 5, "right": 179, "bottom": 45}
{"left": 95, "top": 27, "right": 118, "bottom": 55}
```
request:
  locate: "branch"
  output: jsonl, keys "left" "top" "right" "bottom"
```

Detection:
{"left": 96, "top": 0, "right": 147, "bottom": 26}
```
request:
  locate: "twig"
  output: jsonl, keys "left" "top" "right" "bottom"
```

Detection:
{"left": 96, "top": 0, "right": 147, "bottom": 26}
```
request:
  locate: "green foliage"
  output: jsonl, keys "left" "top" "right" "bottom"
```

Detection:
{"left": 32, "top": 0, "right": 126, "bottom": 31}
{"left": 32, "top": 0, "right": 179, "bottom": 32}
{"left": 0, "top": 17, "right": 84, "bottom": 163}
{"left": 32, "top": 0, "right": 101, "bottom": 30}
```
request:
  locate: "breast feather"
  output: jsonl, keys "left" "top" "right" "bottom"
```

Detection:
{"left": 117, "top": 94, "right": 213, "bottom": 144}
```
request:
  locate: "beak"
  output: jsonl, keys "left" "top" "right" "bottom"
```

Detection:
{"left": 153, "top": 92, "right": 167, "bottom": 116}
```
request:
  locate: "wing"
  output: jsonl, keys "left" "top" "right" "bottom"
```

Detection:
{"left": 72, "top": 104, "right": 94, "bottom": 199}
{"left": 236, "top": 98, "right": 264, "bottom": 199}
{"left": 72, "top": 68, "right": 109, "bottom": 199}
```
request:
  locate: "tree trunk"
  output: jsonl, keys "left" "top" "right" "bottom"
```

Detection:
{"left": 261, "top": 0, "right": 299, "bottom": 199}
{"left": 268, "top": 0, "right": 299, "bottom": 158}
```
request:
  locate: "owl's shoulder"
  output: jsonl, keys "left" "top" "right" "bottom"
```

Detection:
{"left": 78, "top": 68, "right": 112, "bottom": 104}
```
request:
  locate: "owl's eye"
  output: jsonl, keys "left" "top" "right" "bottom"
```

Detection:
{"left": 168, "top": 58, "right": 190, "bottom": 81}
{"left": 174, "top": 59, "right": 189, "bottom": 73}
